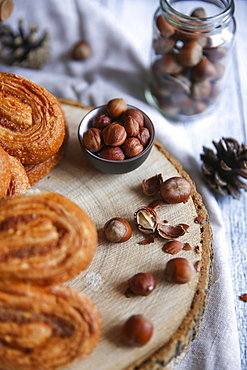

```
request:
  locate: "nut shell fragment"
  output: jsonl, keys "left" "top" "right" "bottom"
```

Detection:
{"left": 162, "top": 240, "right": 184, "bottom": 255}
{"left": 134, "top": 207, "right": 158, "bottom": 234}
{"left": 157, "top": 223, "right": 188, "bottom": 239}
{"left": 142, "top": 173, "right": 163, "bottom": 196}
{"left": 148, "top": 199, "right": 169, "bottom": 210}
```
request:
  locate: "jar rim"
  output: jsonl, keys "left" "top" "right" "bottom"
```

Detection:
{"left": 160, "top": 0, "right": 235, "bottom": 31}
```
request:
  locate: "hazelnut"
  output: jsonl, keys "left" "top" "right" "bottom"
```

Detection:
{"left": 123, "top": 116, "right": 140, "bottom": 137}
{"left": 128, "top": 272, "right": 157, "bottom": 296}
{"left": 106, "top": 98, "right": 127, "bottom": 118}
{"left": 204, "top": 45, "right": 226, "bottom": 63}
{"left": 156, "top": 14, "right": 175, "bottom": 38}
{"left": 137, "top": 127, "right": 151, "bottom": 147}
{"left": 153, "top": 36, "right": 176, "bottom": 55}
{"left": 193, "top": 100, "right": 208, "bottom": 114}
{"left": 0, "top": 0, "right": 14, "bottom": 21}
{"left": 190, "top": 7, "right": 207, "bottom": 18}
{"left": 98, "top": 146, "right": 125, "bottom": 161}
{"left": 102, "top": 123, "right": 127, "bottom": 146}
{"left": 213, "top": 61, "right": 225, "bottom": 81}
{"left": 122, "top": 137, "right": 143, "bottom": 157}
{"left": 158, "top": 54, "right": 183, "bottom": 75}
{"left": 191, "top": 57, "right": 217, "bottom": 82}
{"left": 191, "top": 79, "right": 212, "bottom": 100}
{"left": 160, "top": 176, "right": 191, "bottom": 204}
{"left": 164, "top": 257, "right": 195, "bottom": 284}
{"left": 123, "top": 109, "right": 145, "bottom": 127}
{"left": 83, "top": 128, "right": 103, "bottom": 152}
{"left": 121, "top": 315, "right": 153, "bottom": 346}
{"left": 177, "top": 41, "right": 203, "bottom": 67}
{"left": 72, "top": 40, "right": 91, "bottom": 60}
{"left": 104, "top": 217, "right": 132, "bottom": 243}
{"left": 170, "top": 93, "right": 193, "bottom": 113}
{"left": 92, "top": 113, "right": 111, "bottom": 129}
{"left": 167, "top": 74, "right": 192, "bottom": 94}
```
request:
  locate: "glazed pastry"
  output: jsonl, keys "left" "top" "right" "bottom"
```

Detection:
{"left": 0, "top": 72, "right": 65, "bottom": 165}
{"left": 24, "top": 145, "right": 65, "bottom": 186}
{"left": 0, "top": 192, "right": 98, "bottom": 285}
{"left": 0, "top": 145, "right": 11, "bottom": 199}
{"left": 0, "top": 284, "right": 102, "bottom": 370}
{"left": 7, "top": 154, "right": 30, "bottom": 196}
{"left": 24, "top": 121, "right": 69, "bottom": 186}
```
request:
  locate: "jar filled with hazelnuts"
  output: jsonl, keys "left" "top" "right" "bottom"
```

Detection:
{"left": 145, "top": 0, "right": 236, "bottom": 121}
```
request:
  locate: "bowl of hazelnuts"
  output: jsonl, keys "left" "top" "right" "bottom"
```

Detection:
{"left": 78, "top": 98, "right": 155, "bottom": 174}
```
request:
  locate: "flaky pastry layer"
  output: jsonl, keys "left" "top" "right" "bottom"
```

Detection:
{"left": 0, "top": 73, "right": 65, "bottom": 165}
{"left": 0, "top": 284, "right": 102, "bottom": 370}
{"left": 0, "top": 192, "right": 98, "bottom": 285}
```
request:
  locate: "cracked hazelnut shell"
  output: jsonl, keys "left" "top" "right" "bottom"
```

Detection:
{"left": 142, "top": 173, "right": 163, "bottom": 196}
{"left": 134, "top": 207, "right": 158, "bottom": 234}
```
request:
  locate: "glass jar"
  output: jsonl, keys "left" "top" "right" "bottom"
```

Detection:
{"left": 145, "top": 0, "right": 236, "bottom": 121}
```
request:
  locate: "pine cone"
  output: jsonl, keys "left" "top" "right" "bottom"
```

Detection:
{"left": 0, "top": 19, "right": 49, "bottom": 69}
{"left": 201, "top": 137, "right": 247, "bottom": 199}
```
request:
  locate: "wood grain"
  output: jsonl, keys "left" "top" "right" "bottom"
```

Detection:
{"left": 32, "top": 100, "right": 212, "bottom": 369}
{"left": 92, "top": 2, "right": 247, "bottom": 367}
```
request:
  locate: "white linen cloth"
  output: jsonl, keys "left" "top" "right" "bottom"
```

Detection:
{"left": 0, "top": 1, "right": 241, "bottom": 369}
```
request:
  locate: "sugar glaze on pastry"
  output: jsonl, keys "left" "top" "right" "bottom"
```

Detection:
{"left": 0, "top": 72, "right": 65, "bottom": 165}
{"left": 0, "top": 192, "right": 98, "bottom": 285}
{"left": 0, "top": 284, "right": 102, "bottom": 370}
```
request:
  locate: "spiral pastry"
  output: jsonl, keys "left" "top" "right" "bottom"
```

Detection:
{"left": 0, "top": 192, "right": 98, "bottom": 285}
{"left": 0, "top": 145, "right": 11, "bottom": 199}
{"left": 0, "top": 284, "right": 102, "bottom": 370}
{"left": 7, "top": 154, "right": 31, "bottom": 196}
{"left": 0, "top": 72, "right": 65, "bottom": 165}
{"left": 24, "top": 120, "right": 69, "bottom": 186}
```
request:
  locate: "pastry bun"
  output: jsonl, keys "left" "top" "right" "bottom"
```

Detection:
{"left": 0, "top": 192, "right": 98, "bottom": 285}
{"left": 24, "top": 120, "right": 69, "bottom": 186}
{"left": 0, "top": 145, "right": 11, "bottom": 198}
{"left": 0, "top": 284, "right": 102, "bottom": 370}
{"left": 0, "top": 72, "right": 65, "bottom": 165}
{"left": 0, "top": 145, "right": 30, "bottom": 199}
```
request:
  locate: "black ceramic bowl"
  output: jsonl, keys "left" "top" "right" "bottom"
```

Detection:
{"left": 78, "top": 104, "right": 155, "bottom": 174}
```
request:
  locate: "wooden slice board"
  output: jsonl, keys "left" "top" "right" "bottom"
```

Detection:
{"left": 33, "top": 99, "right": 213, "bottom": 370}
